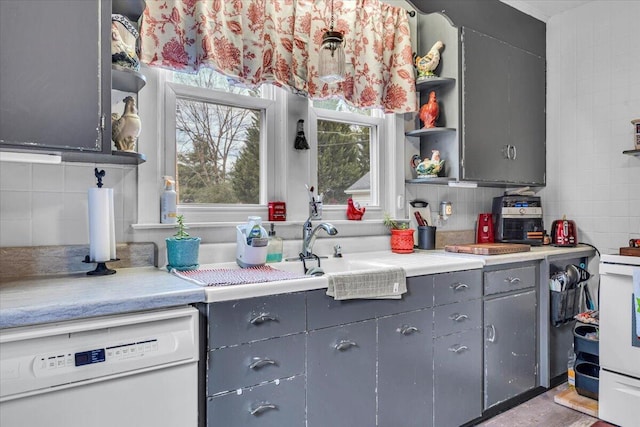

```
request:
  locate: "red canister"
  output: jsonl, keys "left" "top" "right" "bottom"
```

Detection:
{"left": 476, "top": 213, "right": 494, "bottom": 243}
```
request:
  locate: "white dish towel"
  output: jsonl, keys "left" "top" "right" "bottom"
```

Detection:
{"left": 326, "top": 267, "right": 407, "bottom": 300}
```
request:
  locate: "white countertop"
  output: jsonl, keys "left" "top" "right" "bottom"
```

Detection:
{"left": 0, "top": 245, "right": 595, "bottom": 327}
{"left": 0, "top": 267, "right": 205, "bottom": 328}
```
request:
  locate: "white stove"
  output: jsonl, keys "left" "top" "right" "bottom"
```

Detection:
{"left": 598, "top": 254, "right": 640, "bottom": 427}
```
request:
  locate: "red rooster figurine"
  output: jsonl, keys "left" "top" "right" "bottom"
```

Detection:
{"left": 346, "top": 198, "right": 366, "bottom": 220}
{"left": 419, "top": 91, "right": 439, "bottom": 129}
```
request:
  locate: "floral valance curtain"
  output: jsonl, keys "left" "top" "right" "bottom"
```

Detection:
{"left": 139, "top": 0, "right": 417, "bottom": 113}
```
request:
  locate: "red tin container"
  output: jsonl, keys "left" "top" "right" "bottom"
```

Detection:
{"left": 268, "top": 201, "right": 287, "bottom": 221}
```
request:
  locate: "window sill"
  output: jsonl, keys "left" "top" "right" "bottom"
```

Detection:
{"left": 132, "top": 219, "right": 387, "bottom": 230}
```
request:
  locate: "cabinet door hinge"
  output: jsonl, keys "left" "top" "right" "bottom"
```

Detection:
{"left": 100, "top": 114, "right": 106, "bottom": 131}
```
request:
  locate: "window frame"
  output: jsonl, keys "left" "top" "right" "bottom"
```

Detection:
{"left": 309, "top": 103, "right": 385, "bottom": 213}
{"left": 163, "top": 80, "right": 277, "bottom": 222}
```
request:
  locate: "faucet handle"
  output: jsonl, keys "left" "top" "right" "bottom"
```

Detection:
{"left": 333, "top": 244, "right": 343, "bottom": 258}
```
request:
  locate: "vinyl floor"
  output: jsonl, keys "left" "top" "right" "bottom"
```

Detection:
{"left": 475, "top": 383, "right": 604, "bottom": 427}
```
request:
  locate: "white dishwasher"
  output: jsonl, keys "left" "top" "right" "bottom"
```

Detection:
{"left": 0, "top": 306, "right": 199, "bottom": 427}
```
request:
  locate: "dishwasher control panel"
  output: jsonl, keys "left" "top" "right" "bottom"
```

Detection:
{"left": 0, "top": 307, "right": 198, "bottom": 400}
{"left": 35, "top": 338, "right": 159, "bottom": 372}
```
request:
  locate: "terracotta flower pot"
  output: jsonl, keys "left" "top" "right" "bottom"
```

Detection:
{"left": 390, "top": 229, "right": 415, "bottom": 254}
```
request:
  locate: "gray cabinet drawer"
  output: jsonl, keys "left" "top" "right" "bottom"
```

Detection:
{"left": 484, "top": 265, "right": 536, "bottom": 296}
{"left": 208, "top": 375, "right": 305, "bottom": 427}
{"left": 433, "top": 299, "right": 482, "bottom": 337}
{"left": 207, "top": 293, "right": 306, "bottom": 348}
{"left": 434, "top": 270, "right": 482, "bottom": 306}
{"left": 208, "top": 333, "right": 305, "bottom": 395}
{"left": 307, "top": 275, "right": 433, "bottom": 330}
{"left": 433, "top": 328, "right": 483, "bottom": 427}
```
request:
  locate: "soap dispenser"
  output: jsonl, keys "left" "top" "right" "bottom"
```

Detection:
{"left": 266, "top": 223, "right": 283, "bottom": 263}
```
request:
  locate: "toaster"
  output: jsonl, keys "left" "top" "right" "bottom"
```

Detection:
{"left": 551, "top": 216, "right": 578, "bottom": 247}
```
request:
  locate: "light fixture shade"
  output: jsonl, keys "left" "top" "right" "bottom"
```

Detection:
{"left": 318, "top": 30, "right": 345, "bottom": 84}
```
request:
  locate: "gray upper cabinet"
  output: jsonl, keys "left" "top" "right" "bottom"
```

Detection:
{"left": 461, "top": 27, "right": 546, "bottom": 185}
{"left": 0, "top": 0, "right": 145, "bottom": 164}
{"left": 0, "top": 0, "right": 106, "bottom": 153}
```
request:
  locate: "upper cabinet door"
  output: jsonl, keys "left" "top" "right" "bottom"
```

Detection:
{"left": 461, "top": 27, "right": 510, "bottom": 182}
{"left": 0, "top": 0, "right": 105, "bottom": 152}
{"left": 507, "top": 45, "right": 546, "bottom": 185}
{"left": 461, "top": 27, "right": 546, "bottom": 185}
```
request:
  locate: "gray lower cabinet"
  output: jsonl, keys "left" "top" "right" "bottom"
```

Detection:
{"left": 378, "top": 310, "right": 433, "bottom": 427}
{"left": 432, "top": 270, "right": 483, "bottom": 427}
{"left": 484, "top": 289, "right": 537, "bottom": 409}
{"left": 307, "top": 320, "right": 377, "bottom": 427}
{"left": 433, "top": 328, "right": 483, "bottom": 427}
{"left": 483, "top": 263, "right": 538, "bottom": 410}
{"left": 208, "top": 376, "right": 305, "bottom": 427}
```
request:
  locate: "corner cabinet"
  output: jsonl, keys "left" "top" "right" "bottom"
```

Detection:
{"left": 408, "top": 11, "right": 546, "bottom": 187}
{"left": 461, "top": 27, "right": 545, "bottom": 185}
{"left": 0, "top": 0, "right": 145, "bottom": 165}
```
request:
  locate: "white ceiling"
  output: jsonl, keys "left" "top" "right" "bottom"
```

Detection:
{"left": 499, "top": 0, "right": 593, "bottom": 22}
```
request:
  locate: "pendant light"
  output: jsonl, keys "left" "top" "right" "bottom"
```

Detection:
{"left": 318, "top": 0, "right": 345, "bottom": 83}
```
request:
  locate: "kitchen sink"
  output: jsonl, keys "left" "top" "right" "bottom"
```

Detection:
{"left": 271, "top": 256, "right": 389, "bottom": 276}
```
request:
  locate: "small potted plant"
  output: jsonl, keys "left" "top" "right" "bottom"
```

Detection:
{"left": 166, "top": 215, "right": 201, "bottom": 271}
{"left": 383, "top": 213, "right": 415, "bottom": 254}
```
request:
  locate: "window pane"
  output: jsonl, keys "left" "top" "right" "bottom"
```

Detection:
{"left": 175, "top": 98, "right": 261, "bottom": 204}
{"left": 317, "top": 120, "right": 371, "bottom": 205}
{"left": 172, "top": 68, "right": 261, "bottom": 97}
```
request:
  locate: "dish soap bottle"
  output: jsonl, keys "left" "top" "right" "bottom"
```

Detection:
{"left": 161, "top": 176, "right": 177, "bottom": 224}
{"left": 266, "top": 223, "right": 283, "bottom": 263}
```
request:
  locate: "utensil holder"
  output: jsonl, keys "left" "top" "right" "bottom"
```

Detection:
{"left": 551, "top": 287, "right": 580, "bottom": 326}
{"left": 417, "top": 226, "right": 436, "bottom": 250}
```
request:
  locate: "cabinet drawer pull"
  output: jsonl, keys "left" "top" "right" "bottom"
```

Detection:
{"left": 334, "top": 340, "right": 358, "bottom": 351}
{"left": 450, "top": 283, "right": 468, "bottom": 291}
{"left": 399, "top": 325, "right": 419, "bottom": 335}
{"left": 505, "top": 277, "right": 521, "bottom": 284}
{"left": 448, "top": 313, "right": 469, "bottom": 322}
{"left": 249, "top": 402, "right": 278, "bottom": 416}
{"left": 486, "top": 324, "right": 496, "bottom": 343}
{"left": 249, "top": 357, "right": 277, "bottom": 370}
{"left": 249, "top": 312, "right": 279, "bottom": 325}
{"left": 448, "top": 345, "right": 468, "bottom": 353}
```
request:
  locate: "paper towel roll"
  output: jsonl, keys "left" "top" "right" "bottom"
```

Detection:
{"left": 88, "top": 188, "right": 115, "bottom": 262}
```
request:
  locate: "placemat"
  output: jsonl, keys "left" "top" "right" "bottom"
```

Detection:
{"left": 173, "top": 265, "right": 306, "bottom": 287}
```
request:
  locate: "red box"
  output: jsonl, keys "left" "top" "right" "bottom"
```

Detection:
{"left": 268, "top": 201, "right": 286, "bottom": 221}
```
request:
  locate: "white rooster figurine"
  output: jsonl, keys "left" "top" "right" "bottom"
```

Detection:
{"left": 415, "top": 41, "right": 444, "bottom": 80}
{"left": 111, "top": 96, "right": 141, "bottom": 152}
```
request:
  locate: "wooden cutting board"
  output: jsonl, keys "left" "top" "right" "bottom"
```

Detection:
{"left": 619, "top": 247, "right": 640, "bottom": 257}
{"left": 444, "top": 243, "right": 531, "bottom": 255}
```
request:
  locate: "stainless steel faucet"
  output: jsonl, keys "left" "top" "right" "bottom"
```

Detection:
{"left": 301, "top": 216, "right": 338, "bottom": 258}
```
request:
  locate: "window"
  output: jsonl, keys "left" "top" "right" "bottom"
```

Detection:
{"left": 137, "top": 66, "right": 398, "bottom": 226}
{"left": 164, "top": 69, "right": 276, "bottom": 219}
{"left": 312, "top": 99, "right": 383, "bottom": 207}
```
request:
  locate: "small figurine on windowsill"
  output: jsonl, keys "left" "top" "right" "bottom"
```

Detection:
{"left": 415, "top": 40, "right": 444, "bottom": 80}
{"left": 346, "top": 197, "right": 366, "bottom": 220}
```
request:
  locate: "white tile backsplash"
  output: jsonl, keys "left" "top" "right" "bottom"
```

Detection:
{"left": 543, "top": 0, "right": 640, "bottom": 254}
